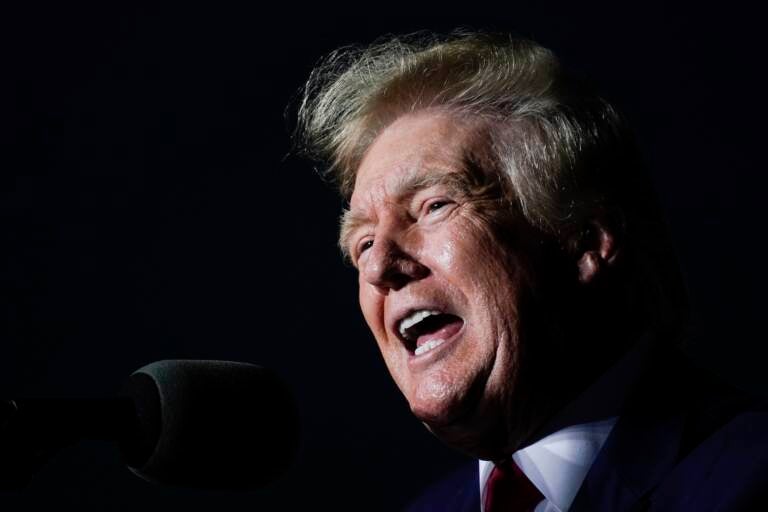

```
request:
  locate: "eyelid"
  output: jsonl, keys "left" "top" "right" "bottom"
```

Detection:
{"left": 427, "top": 198, "right": 448, "bottom": 210}
{"left": 419, "top": 196, "right": 455, "bottom": 217}
{"left": 354, "top": 236, "right": 374, "bottom": 261}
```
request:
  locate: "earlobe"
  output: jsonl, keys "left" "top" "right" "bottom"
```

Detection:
{"left": 577, "top": 251, "right": 601, "bottom": 283}
{"left": 573, "top": 219, "right": 621, "bottom": 284}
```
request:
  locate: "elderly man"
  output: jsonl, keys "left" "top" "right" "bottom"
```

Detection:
{"left": 296, "top": 33, "right": 768, "bottom": 511}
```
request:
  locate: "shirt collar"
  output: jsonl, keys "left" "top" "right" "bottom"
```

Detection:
{"left": 479, "top": 335, "right": 653, "bottom": 512}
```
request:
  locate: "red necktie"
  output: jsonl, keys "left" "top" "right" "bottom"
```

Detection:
{"left": 484, "top": 460, "right": 545, "bottom": 512}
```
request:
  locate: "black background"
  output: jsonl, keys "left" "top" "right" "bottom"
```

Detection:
{"left": 1, "top": 3, "right": 766, "bottom": 510}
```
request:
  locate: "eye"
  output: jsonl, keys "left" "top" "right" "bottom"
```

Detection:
{"left": 427, "top": 200, "right": 448, "bottom": 213}
{"left": 358, "top": 238, "right": 374, "bottom": 255}
{"left": 422, "top": 198, "right": 454, "bottom": 217}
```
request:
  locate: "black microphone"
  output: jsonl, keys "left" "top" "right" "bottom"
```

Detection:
{"left": 0, "top": 360, "right": 300, "bottom": 490}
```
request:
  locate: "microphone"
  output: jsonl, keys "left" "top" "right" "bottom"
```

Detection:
{"left": 0, "top": 360, "right": 300, "bottom": 490}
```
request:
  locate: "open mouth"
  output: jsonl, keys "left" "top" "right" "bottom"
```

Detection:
{"left": 397, "top": 310, "right": 464, "bottom": 356}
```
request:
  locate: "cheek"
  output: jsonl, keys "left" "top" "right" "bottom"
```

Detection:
{"left": 442, "top": 222, "right": 524, "bottom": 359}
{"left": 439, "top": 223, "right": 516, "bottom": 300}
{"left": 435, "top": 236, "right": 457, "bottom": 269}
{"left": 358, "top": 281, "right": 387, "bottom": 340}
{"left": 358, "top": 286, "right": 376, "bottom": 322}
{"left": 436, "top": 213, "right": 498, "bottom": 265}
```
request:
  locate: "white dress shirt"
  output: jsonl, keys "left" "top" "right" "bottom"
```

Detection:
{"left": 478, "top": 417, "right": 617, "bottom": 512}
{"left": 478, "top": 335, "right": 653, "bottom": 512}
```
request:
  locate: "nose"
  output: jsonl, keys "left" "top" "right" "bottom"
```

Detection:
{"left": 360, "top": 233, "right": 429, "bottom": 294}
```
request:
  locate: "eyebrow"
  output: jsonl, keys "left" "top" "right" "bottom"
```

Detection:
{"left": 338, "top": 170, "right": 471, "bottom": 259}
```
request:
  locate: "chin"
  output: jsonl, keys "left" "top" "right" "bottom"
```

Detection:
{"left": 405, "top": 374, "right": 477, "bottom": 427}
{"left": 407, "top": 389, "right": 499, "bottom": 456}
{"left": 409, "top": 385, "right": 537, "bottom": 461}
{"left": 408, "top": 395, "right": 465, "bottom": 427}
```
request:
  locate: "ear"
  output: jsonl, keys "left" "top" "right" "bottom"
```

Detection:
{"left": 571, "top": 218, "right": 622, "bottom": 284}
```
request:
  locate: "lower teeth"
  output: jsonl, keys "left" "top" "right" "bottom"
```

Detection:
{"left": 414, "top": 338, "right": 446, "bottom": 356}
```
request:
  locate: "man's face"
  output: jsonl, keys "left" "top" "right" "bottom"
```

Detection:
{"left": 344, "top": 111, "right": 548, "bottom": 455}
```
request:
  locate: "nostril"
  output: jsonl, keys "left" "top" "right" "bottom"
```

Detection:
{"left": 404, "top": 260, "right": 430, "bottom": 280}
{"left": 383, "top": 260, "right": 429, "bottom": 291}
{"left": 361, "top": 237, "right": 429, "bottom": 291}
{"left": 384, "top": 271, "right": 411, "bottom": 291}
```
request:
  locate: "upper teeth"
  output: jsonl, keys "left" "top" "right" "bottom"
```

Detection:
{"left": 398, "top": 309, "right": 442, "bottom": 340}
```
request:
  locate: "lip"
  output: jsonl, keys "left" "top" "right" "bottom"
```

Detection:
{"left": 406, "top": 319, "right": 466, "bottom": 368}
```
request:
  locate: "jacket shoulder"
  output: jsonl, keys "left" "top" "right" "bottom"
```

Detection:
{"left": 654, "top": 396, "right": 768, "bottom": 510}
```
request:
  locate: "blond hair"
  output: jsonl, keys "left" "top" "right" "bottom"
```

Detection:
{"left": 295, "top": 31, "right": 688, "bottom": 334}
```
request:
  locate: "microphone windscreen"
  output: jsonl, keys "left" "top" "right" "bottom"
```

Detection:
{"left": 121, "top": 360, "right": 299, "bottom": 490}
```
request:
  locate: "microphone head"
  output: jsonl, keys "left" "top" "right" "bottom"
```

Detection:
{"left": 121, "top": 360, "right": 299, "bottom": 490}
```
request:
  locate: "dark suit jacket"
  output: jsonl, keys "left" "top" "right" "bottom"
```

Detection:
{"left": 404, "top": 345, "right": 768, "bottom": 511}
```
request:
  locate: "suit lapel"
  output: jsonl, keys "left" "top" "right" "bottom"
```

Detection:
{"left": 569, "top": 402, "right": 687, "bottom": 511}
{"left": 570, "top": 344, "right": 692, "bottom": 512}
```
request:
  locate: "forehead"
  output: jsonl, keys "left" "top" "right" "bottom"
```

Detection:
{"left": 349, "top": 112, "right": 479, "bottom": 208}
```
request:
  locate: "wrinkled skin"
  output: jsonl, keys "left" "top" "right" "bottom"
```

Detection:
{"left": 343, "top": 111, "right": 582, "bottom": 459}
